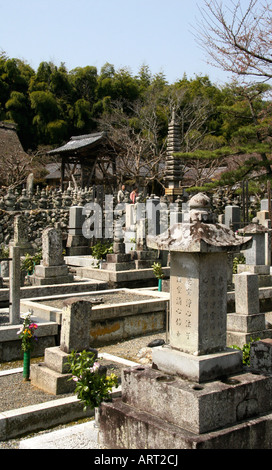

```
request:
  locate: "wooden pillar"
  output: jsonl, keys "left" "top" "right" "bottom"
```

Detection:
{"left": 61, "top": 156, "right": 65, "bottom": 191}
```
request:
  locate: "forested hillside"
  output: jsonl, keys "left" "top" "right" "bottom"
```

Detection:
{"left": 1, "top": 51, "right": 272, "bottom": 193}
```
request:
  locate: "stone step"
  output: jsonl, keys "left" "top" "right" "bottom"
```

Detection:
{"left": 30, "top": 362, "right": 75, "bottom": 395}
{"left": 99, "top": 398, "right": 272, "bottom": 449}
{"left": 120, "top": 366, "right": 272, "bottom": 434}
{"left": 102, "top": 262, "right": 136, "bottom": 272}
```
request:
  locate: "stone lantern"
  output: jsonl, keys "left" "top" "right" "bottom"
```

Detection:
{"left": 98, "top": 193, "right": 272, "bottom": 449}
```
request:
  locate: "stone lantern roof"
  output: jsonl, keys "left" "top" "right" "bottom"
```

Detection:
{"left": 238, "top": 222, "right": 271, "bottom": 234}
{"left": 147, "top": 193, "right": 252, "bottom": 253}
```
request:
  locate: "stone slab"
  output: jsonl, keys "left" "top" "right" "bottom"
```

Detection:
{"left": 34, "top": 265, "right": 68, "bottom": 278}
{"left": 120, "top": 366, "right": 272, "bottom": 434}
{"left": 64, "top": 255, "right": 97, "bottom": 267}
{"left": 169, "top": 252, "right": 228, "bottom": 355}
{"left": 60, "top": 298, "right": 93, "bottom": 353}
{"left": 44, "top": 346, "right": 71, "bottom": 374}
{"left": 30, "top": 274, "right": 74, "bottom": 286}
{"left": 237, "top": 265, "right": 270, "bottom": 275}
{"left": 99, "top": 398, "right": 272, "bottom": 449}
{"left": 30, "top": 362, "right": 75, "bottom": 395}
{"left": 19, "top": 421, "right": 100, "bottom": 449}
{"left": 0, "top": 321, "right": 58, "bottom": 342}
{"left": 152, "top": 345, "right": 242, "bottom": 383}
{"left": 227, "top": 330, "right": 272, "bottom": 350}
{"left": 102, "top": 262, "right": 136, "bottom": 272}
{"left": 250, "top": 339, "right": 272, "bottom": 374}
{"left": 227, "top": 312, "right": 266, "bottom": 332}
{"left": 75, "top": 266, "right": 170, "bottom": 284}
{"left": 0, "top": 396, "right": 94, "bottom": 441}
{"left": 44, "top": 346, "right": 98, "bottom": 374}
{"left": 234, "top": 272, "right": 260, "bottom": 315}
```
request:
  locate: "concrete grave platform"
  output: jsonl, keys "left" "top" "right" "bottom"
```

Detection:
{"left": 99, "top": 365, "right": 272, "bottom": 449}
{"left": 0, "top": 279, "right": 108, "bottom": 306}
{"left": 20, "top": 288, "right": 169, "bottom": 347}
{"left": 74, "top": 266, "right": 170, "bottom": 289}
{"left": 0, "top": 315, "right": 59, "bottom": 362}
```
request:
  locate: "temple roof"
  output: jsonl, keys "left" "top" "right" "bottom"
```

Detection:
{"left": 48, "top": 132, "right": 107, "bottom": 157}
{"left": 0, "top": 121, "right": 29, "bottom": 159}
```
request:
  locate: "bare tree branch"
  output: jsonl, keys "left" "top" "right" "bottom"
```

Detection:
{"left": 195, "top": 0, "right": 272, "bottom": 80}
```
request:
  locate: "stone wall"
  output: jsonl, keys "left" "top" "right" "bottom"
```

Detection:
{"left": 0, "top": 185, "right": 95, "bottom": 251}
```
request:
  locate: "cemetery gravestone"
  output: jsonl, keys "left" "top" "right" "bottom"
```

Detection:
{"left": 30, "top": 299, "right": 96, "bottom": 395}
{"left": 227, "top": 272, "right": 272, "bottom": 348}
{"left": 66, "top": 205, "right": 89, "bottom": 256}
{"left": 30, "top": 227, "right": 73, "bottom": 285}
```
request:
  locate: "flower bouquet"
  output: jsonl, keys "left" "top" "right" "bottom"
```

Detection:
{"left": 17, "top": 311, "right": 38, "bottom": 380}
{"left": 67, "top": 349, "right": 118, "bottom": 412}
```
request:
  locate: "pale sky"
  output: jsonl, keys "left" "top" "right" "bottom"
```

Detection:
{"left": 0, "top": 0, "right": 237, "bottom": 85}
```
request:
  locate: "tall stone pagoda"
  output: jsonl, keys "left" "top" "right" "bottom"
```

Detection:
{"left": 164, "top": 108, "right": 183, "bottom": 202}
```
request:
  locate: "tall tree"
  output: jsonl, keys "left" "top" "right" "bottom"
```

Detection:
{"left": 176, "top": 82, "right": 272, "bottom": 190}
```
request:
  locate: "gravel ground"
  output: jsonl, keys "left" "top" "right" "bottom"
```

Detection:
{"left": 0, "top": 331, "right": 166, "bottom": 449}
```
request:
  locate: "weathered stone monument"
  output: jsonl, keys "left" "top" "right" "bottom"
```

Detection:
{"left": 30, "top": 298, "right": 96, "bottom": 395}
{"left": 227, "top": 272, "right": 272, "bottom": 348}
{"left": 10, "top": 214, "right": 33, "bottom": 256}
{"left": 30, "top": 227, "right": 73, "bottom": 285}
{"left": 98, "top": 193, "right": 272, "bottom": 449}
{"left": 9, "top": 245, "right": 21, "bottom": 325}
{"left": 66, "top": 205, "right": 89, "bottom": 256}
{"left": 237, "top": 222, "right": 272, "bottom": 287}
{"left": 224, "top": 205, "right": 241, "bottom": 232}
{"left": 147, "top": 193, "right": 249, "bottom": 383}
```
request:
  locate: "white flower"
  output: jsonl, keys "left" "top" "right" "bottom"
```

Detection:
{"left": 90, "top": 362, "right": 100, "bottom": 373}
{"left": 20, "top": 310, "right": 33, "bottom": 320}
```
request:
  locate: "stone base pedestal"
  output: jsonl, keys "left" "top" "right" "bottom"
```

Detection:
{"left": 66, "top": 234, "right": 90, "bottom": 256}
{"left": 30, "top": 346, "right": 75, "bottom": 395}
{"left": 152, "top": 345, "right": 242, "bottom": 383}
{"left": 30, "top": 346, "right": 97, "bottom": 395}
{"left": 237, "top": 264, "right": 272, "bottom": 287}
{"left": 98, "top": 365, "right": 272, "bottom": 449}
{"left": 103, "top": 250, "right": 160, "bottom": 271}
{"left": 227, "top": 313, "right": 272, "bottom": 348}
{"left": 30, "top": 264, "right": 74, "bottom": 286}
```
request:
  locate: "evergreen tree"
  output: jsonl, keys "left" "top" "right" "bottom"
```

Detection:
{"left": 175, "top": 82, "right": 272, "bottom": 191}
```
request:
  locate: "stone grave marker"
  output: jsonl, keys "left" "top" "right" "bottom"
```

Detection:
{"left": 30, "top": 227, "right": 73, "bottom": 285}
{"left": 30, "top": 299, "right": 96, "bottom": 395}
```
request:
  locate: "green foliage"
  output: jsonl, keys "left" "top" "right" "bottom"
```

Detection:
{"left": 21, "top": 251, "right": 42, "bottom": 274}
{"left": 1, "top": 52, "right": 272, "bottom": 202}
{"left": 231, "top": 337, "right": 260, "bottom": 366}
{"left": 91, "top": 241, "right": 113, "bottom": 265}
{"left": 0, "top": 244, "right": 9, "bottom": 259}
{"left": 152, "top": 262, "right": 164, "bottom": 280}
{"left": 233, "top": 254, "right": 246, "bottom": 274}
{"left": 67, "top": 349, "right": 118, "bottom": 411}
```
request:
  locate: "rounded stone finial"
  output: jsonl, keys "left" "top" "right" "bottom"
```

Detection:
{"left": 189, "top": 193, "right": 212, "bottom": 223}
{"left": 189, "top": 193, "right": 211, "bottom": 209}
